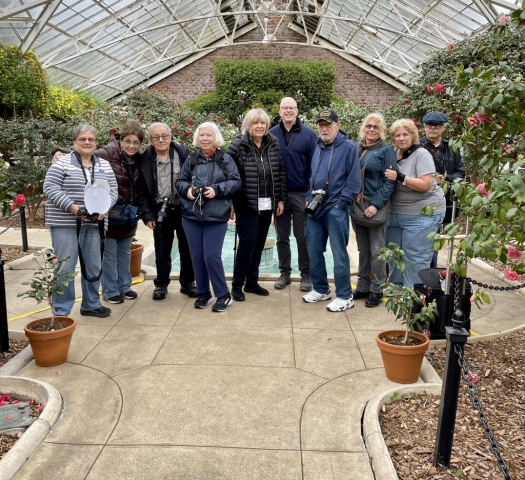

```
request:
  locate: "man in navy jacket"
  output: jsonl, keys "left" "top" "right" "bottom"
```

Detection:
{"left": 302, "top": 109, "right": 361, "bottom": 312}
{"left": 270, "top": 97, "right": 317, "bottom": 291}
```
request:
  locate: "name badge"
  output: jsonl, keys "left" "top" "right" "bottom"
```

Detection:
{"left": 258, "top": 197, "right": 272, "bottom": 211}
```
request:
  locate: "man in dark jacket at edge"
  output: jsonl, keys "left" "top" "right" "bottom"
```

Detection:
{"left": 270, "top": 97, "right": 317, "bottom": 292}
{"left": 420, "top": 111, "right": 466, "bottom": 267}
{"left": 302, "top": 109, "right": 361, "bottom": 313}
{"left": 136, "top": 122, "right": 197, "bottom": 300}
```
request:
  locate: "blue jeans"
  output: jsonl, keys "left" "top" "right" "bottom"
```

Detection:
{"left": 183, "top": 219, "right": 229, "bottom": 298}
{"left": 50, "top": 226, "right": 104, "bottom": 315}
{"left": 101, "top": 236, "right": 133, "bottom": 298}
{"left": 306, "top": 205, "right": 352, "bottom": 299}
{"left": 386, "top": 212, "right": 445, "bottom": 287}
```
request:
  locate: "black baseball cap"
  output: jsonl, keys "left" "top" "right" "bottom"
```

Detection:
{"left": 316, "top": 109, "right": 339, "bottom": 123}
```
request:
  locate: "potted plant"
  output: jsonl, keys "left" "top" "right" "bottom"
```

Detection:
{"left": 130, "top": 237, "right": 144, "bottom": 278}
{"left": 376, "top": 243, "right": 439, "bottom": 384}
{"left": 17, "top": 248, "right": 78, "bottom": 367}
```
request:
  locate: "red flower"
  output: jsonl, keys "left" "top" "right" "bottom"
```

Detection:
{"left": 184, "top": 131, "right": 193, "bottom": 136}
{"left": 448, "top": 44, "right": 454, "bottom": 50}
{"left": 427, "top": 86, "right": 433, "bottom": 93}
{"left": 476, "top": 183, "right": 489, "bottom": 197}
{"left": 435, "top": 83, "right": 444, "bottom": 93}
{"left": 10, "top": 202, "right": 16, "bottom": 212}
{"left": 503, "top": 145, "right": 510, "bottom": 151}
{"left": 500, "top": 121, "right": 505, "bottom": 126}
{"left": 404, "top": 99, "right": 410, "bottom": 104}
{"left": 172, "top": 124, "right": 179, "bottom": 130}
{"left": 15, "top": 193, "right": 25, "bottom": 206}
{"left": 412, "top": 119, "right": 418, "bottom": 126}
{"left": 455, "top": 115, "right": 462, "bottom": 121}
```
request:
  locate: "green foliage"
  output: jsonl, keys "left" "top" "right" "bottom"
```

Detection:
{"left": 18, "top": 248, "right": 78, "bottom": 328}
{"left": 44, "top": 86, "right": 101, "bottom": 121}
{"left": 184, "top": 91, "right": 223, "bottom": 113}
{"left": 214, "top": 60, "right": 335, "bottom": 122}
{"left": 379, "top": 244, "right": 439, "bottom": 344}
{"left": 0, "top": 43, "right": 48, "bottom": 117}
{"left": 0, "top": 117, "right": 76, "bottom": 221}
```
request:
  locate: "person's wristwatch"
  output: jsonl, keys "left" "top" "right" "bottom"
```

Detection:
{"left": 402, "top": 177, "right": 408, "bottom": 186}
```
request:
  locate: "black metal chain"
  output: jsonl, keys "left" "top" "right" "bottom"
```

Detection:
{"left": 466, "top": 277, "right": 525, "bottom": 291}
{"left": 0, "top": 210, "right": 20, "bottom": 236}
{"left": 455, "top": 344, "right": 513, "bottom": 480}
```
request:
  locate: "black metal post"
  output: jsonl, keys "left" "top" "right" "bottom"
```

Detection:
{"left": 0, "top": 248, "right": 9, "bottom": 353}
{"left": 433, "top": 309, "right": 470, "bottom": 466}
{"left": 19, "top": 204, "right": 29, "bottom": 252}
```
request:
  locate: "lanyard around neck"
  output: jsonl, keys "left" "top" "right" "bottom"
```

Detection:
{"left": 74, "top": 152, "right": 95, "bottom": 185}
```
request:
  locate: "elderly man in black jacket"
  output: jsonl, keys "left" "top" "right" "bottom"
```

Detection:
{"left": 136, "top": 122, "right": 197, "bottom": 300}
{"left": 420, "top": 111, "right": 466, "bottom": 267}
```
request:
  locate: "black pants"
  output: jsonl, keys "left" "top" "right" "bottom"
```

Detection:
{"left": 153, "top": 206, "right": 194, "bottom": 287}
{"left": 232, "top": 210, "right": 273, "bottom": 289}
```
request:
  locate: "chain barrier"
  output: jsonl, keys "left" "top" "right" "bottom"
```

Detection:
{"left": 466, "top": 276, "right": 525, "bottom": 291}
{"left": 455, "top": 344, "right": 513, "bottom": 479}
{"left": 0, "top": 211, "right": 20, "bottom": 236}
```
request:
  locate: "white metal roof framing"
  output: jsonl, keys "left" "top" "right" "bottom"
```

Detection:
{"left": 0, "top": 0, "right": 520, "bottom": 100}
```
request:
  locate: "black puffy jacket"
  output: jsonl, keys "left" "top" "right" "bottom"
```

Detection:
{"left": 226, "top": 133, "right": 287, "bottom": 214}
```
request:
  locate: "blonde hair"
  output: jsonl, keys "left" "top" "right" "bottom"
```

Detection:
{"left": 389, "top": 119, "right": 420, "bottom": 145}
{"left": 358, "top": 113, "right": 387, "bottom": 141}
{"left": 241, "top": 108, "right": 271, "bottom": 136}
{"left": 192, "top": 122, "right": 224, "bottom": 148}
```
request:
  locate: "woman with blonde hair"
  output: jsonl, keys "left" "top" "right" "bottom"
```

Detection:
{"left": 226, "top": 108, "right": 287, "bottom": 301}
{"left": 352, "top": 113, "right": 397, "bottom": 307}
{"left": 384, "top": 119, "right": 446, "bottom": 287}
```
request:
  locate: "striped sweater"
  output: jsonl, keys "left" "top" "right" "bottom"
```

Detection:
{"left": 44, "top": 153, "right": 118, "bottom": 228}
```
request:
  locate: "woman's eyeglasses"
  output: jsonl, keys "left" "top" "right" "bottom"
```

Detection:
{"left": 150, "top": 134, "right": 170, "bottom": 142}
{"left": 122, "top": 139, "right": 141, "bottom": 146}
{"left": 365, "top": 125, "right": 380, "bottom": 130}
{"left": 76, "top": 137, "right": 96, "bottom": 144}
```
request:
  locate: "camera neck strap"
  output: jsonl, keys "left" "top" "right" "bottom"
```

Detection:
{"left": 310, "top": 144, "right": 334, "bottom": 190}
{"left": 75, "top": 217, "right": 106, "bottom": 282}
{"left": 73, "top": 152, "right": 96, "bottom": 185}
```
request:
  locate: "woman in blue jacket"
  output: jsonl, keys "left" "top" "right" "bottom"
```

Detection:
{"left": 352, "top": 113, "right": 397, "bottom": 307}
{"left": 176, "top": 122, "right": 241, "bottom": 312}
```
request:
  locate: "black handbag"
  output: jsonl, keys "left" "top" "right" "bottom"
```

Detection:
{"left": 108, "top": 203, "right": 139, "bottom": 226}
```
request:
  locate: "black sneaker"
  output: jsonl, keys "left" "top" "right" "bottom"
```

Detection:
{"left": 122, "top": 290, "right": 138, "bottom": 300}
{"left": 244, "top": 283, "right": 269, "bottom": 296}
{"left": 194, "top": 291, "right": 213, "bottom": 309}
{"left": 212, "top": 293, "right": 233, "bottom": 312}
{"left": 152, "top": 285, "right": 168, "bottom": 300}
{"left": 104, "top": 295, "right": 124, "bottom": 304}
{"left": 180, "top": 282, "right": 198, "bottom": 298}
{"left": 80, "top": 306, "right": 112, "bottom": 318}
{"left": 231, "top": 287, "right": 245, "bottom": 302}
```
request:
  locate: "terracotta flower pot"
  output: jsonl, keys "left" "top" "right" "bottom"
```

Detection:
{"left": 130, "top": 243, "right": 144, "bottom": 277}
{"left": 375, "top": 329, "right": 430, "bottom": 384}
{"left": 24, "top": 317, "right": 77, "bottom": 367}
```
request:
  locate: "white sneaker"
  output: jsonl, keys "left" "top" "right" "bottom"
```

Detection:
{"left": 302, "top": 289, "right": 332, "bottom": 303}
{"left": 326, "top": 297, "right": 355, "bottom": 312}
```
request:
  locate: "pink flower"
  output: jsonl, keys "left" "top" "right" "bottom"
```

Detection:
{"left": 435, "top": 83, "right": 444, "bottom": 93}
{"left": 507, "top": 246, "right": 522, "bottom": 259}
{"left": 497, "top": 15, "right": 511, "bottom": 23}
{"left": 51, "top": 257, "right": 58, "bottom": 265}
{"left": 427, "top": 86, "right": 433, "bottom": 93}
{"left": 466, "top": 372, "right": 479, "bottom": 383}
{"left": 475, "top": 112, "right": 490, "bottom": 123}
{"left": 172, "top": 124, "right": 179, "bottom": 130}
{"left": 15, "top": 193, "right": 25, "bottom": 206}
{"left": 5, "top": 416, "right": 12, "bottom": 421}
{"left": 476, "top": 183, "right": 488, "bottom": 197}
{"left": 448, "top": 44, "right": 454, "bottom": 50}
{"left": 467, "top": 117, "right": 479, "bottom": 126}
{"left": 503, "top": 267, "right": 520, "bottom": 281}
{"left": 36, "top": 405, "right": 45, "bottom": 412}
{"left": 10, "top": 202, "right": 16, "bottom": 212}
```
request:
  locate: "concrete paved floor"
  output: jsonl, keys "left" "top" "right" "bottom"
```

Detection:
{"left": 2, "top": 225, "right": 524, "bottom": 479}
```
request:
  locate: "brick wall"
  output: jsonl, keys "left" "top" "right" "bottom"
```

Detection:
{"left": 152, "top": 21, "right": 401, "bottom": 109}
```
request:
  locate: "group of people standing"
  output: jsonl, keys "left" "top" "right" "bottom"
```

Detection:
{"left": 43, "top": 96, "right": 464, "bottom": 318}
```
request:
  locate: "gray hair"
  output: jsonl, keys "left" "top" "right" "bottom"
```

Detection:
{"left": 358, "top": 113, "right": 387, "bottom": 141}
{"left": 147, "top": 122, "right": 171, "bottom": 137}
{"left": 279, "top": 97, "right": 298, "bottom": 109}
{"left": 193, "top": 122, "right": 224, "bottom": 148}
{"left": 241, "top": 108, "right": 271, "bottom": 136}
{"left": 72, "top": 124, "right": 97, "bottom": 142}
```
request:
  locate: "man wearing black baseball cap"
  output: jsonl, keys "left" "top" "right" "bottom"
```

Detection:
{"left": 420, "top": 111, "right": 465, "bottom": 266}
{"left": 302, "top": 109, "right": 361, "bottom": 312}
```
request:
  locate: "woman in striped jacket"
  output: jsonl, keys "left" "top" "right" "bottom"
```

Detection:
{"left": 43, "top": 124, "right": 118, "bottom": 318}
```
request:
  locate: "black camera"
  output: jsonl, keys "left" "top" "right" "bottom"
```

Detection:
{"left": 191, "top": 187, "right": 205, "bottom": 207}
{"left": 305, "top": 189, "right": 326, "bottom": 217}
{"left": 156, "top": 197, "right": 169, "bottom": 225}
{"left": 77, "top": 208, "right": 99, "bottom": 223}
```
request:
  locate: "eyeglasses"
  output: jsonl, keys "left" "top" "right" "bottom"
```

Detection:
{"left": 425, "top": 123, "right": 444, "bottom": 129}
{"left": 150, "top": 134, "right": 170, "bottom": 142}
{"left": 280, "top": 106, "right": 297, "bottom": 111}
{"left": 75, "top": 137, "right": 96, "bottom": 144}
{"left": 365, "top": 124, "right": 380, "bottom": 130}
{"left": 122, "top": 139, "right": 141, "bottom": 146}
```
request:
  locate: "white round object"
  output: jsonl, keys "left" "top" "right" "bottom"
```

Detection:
{"left": 84, "top": 183, "right": 112, "bottom": 214}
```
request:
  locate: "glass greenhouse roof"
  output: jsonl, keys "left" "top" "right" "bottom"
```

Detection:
{"left": 0, "top": 0, "right": 521, "bottom": 100}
